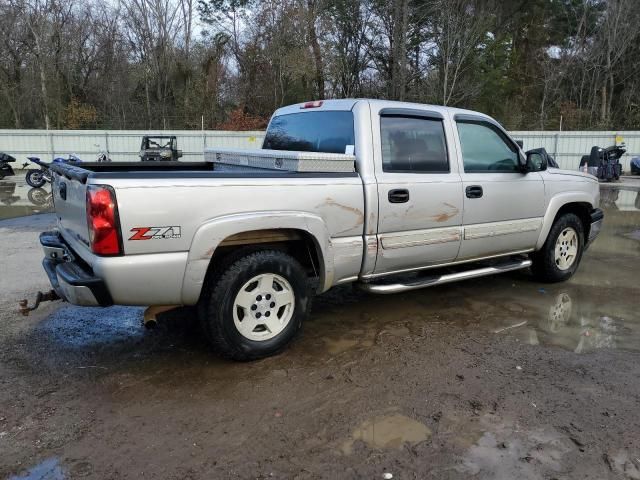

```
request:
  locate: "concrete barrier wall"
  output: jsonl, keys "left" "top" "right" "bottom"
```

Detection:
{"left": 0, "top": 129, "right": 637, "bottom": 172}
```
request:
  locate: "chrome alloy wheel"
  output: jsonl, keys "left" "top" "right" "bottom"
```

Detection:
{"left": 554, "top": 227, "right": 578, "bottom": 271}
{"left": 232, "top": 273, "right": 295, "bottom": 341}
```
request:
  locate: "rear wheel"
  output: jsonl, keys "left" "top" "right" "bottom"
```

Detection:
{"left": 531, "top": 213, "right": 584, "bottom": 283}
{"left": 198, "top": 250, "right": 311, "bottom": 361}
{"left": 26, "top": 169, "right": 46, "bottom": 188}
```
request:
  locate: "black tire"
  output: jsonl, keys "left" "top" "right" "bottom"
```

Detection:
{"left": 531, "top": 213, "right": 584, "bottom": 283}
{"left": 198, "top": 250, "right": 311, "bottom": 361}
{"left": 26, "top": 169, "right": 46, "bottom": 188}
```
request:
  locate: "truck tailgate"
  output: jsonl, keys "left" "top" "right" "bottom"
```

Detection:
{"left": 51, "top": 168, "right": 91, "bottom": 250}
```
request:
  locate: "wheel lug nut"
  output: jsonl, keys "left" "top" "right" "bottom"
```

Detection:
{"left": 256, "top": 295, "right": 262, "bottom": 301}
{"left": 256, "top": 312, "right": 261, "bottom": 318}
{"left": 266, "top": 294, "right": 271, "bottom": 300}
{"left": 251, "top": 305, "right": 257, "bottom": 311}
{"left": 265, "top": 311, "right": 270, "bottom": 317}
{"left": 270, "top": 302, "right": 275, "bottom": 308}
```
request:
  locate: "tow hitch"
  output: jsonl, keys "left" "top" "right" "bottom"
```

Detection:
{"left": 19, "top": 290, "right": 61, "bottom": 316}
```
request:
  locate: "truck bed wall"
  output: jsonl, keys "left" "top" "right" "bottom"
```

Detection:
{"left": 86, "top": 174, "right": 365, "bottom": 305}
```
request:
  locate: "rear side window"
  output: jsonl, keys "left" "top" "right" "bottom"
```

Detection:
{"left": 263, "top": 111, "right": 355, "bottom": 154}
{"left": 457, "top": 121, "right": 519, "bottom": 172}
{"left": 380, "top": 116, "right": 449, "bottom": 172}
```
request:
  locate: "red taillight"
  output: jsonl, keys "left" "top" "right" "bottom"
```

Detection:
{"left": 300, "top": 100, "right": 323, "bottom": 109}
{"left": 86, "top": 185, "right": 122, "bottom": 256}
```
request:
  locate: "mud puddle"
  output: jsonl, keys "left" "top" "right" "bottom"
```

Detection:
{"left": 34, "top": 305, "right": 146, "bottom": 350}
{"left": 341, "top": 413, "right": 432, "bottom": 454}
{"left": 0, "top": 176, "right": 53, "bottom": 220}
{"left": 8, "top": 457, "right": 65, "bottom": 480}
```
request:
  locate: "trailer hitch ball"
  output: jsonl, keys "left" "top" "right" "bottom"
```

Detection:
{"left": 19, "top": 290, "right": 61, "bottom": 316}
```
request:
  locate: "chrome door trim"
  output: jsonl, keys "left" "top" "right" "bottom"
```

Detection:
{"left": 380, "top": 226, "right": 462, "bottom": 250}
{"left": 463, "top": 218, "right": 543, "bottom": 240}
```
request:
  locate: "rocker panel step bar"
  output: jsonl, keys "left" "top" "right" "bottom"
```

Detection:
{"left": 358, "top": 258, "right": 532, "bottom": 294}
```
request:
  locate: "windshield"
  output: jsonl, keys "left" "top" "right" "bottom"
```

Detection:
{"left": 263, "top": 111, "right": 355, "bottom": 154}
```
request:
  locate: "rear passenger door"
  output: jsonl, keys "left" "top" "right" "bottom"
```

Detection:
{"left": 453, "top": 115, "right": 545, "bottom": 260}
{"left": 373, "top": 107, "right": 464, "bottom": 275}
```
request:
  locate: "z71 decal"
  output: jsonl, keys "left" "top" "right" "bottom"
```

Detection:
{"left": 129, "top": 226, "right": 182, "bottom": 240}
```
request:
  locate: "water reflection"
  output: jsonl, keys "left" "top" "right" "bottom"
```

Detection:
{"left": 27, "top": 188, "right": 53, "bottom": 207}
{"left": 0, "top": 176, "right": 53, "bottom": 219}
{"left": 506, "top": 290, "right": 635, "bottom": 354}
{"left": 8, "top": 457, "right": 65, "bottom": 480}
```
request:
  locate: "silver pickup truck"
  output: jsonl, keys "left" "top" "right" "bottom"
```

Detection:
{"left": 39, "top": 99, "right": 603, "bottom": 360}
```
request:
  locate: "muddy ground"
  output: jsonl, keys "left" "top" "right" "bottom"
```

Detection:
{"left": 0, "top": 181, "right": 639, "bottom": 479}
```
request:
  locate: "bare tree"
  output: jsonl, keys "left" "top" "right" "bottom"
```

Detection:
{"left": 425, "top": 0, "right": 487, "bottom": 106}
{"left": 121, "top": 0, "right": 184, "bottom": 126}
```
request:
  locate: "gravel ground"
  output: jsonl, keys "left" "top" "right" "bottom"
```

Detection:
{"left": 0, "top": 185, "right": 639, "bottom": 480}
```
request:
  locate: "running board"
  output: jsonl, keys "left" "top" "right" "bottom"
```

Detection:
{"left": 357, "top": 258, "right": 532, "bottom": 294}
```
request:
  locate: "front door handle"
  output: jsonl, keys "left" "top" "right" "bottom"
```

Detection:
{"left": 388, "top": 188, "right": 410, "bottom": 203}
{"left": 465, "top": 185, "right": 483, "bottom": 199}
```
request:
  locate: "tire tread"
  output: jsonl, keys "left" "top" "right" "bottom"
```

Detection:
{"left": 199, "top": 249, "right": 309, "bottom": 361}
{"left": 531, "top": 213, "right": 584, "bottom": 283}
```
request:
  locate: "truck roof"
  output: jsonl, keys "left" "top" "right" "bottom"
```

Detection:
{"left": 272, "top": 99, "right": 493, "bottom": 122}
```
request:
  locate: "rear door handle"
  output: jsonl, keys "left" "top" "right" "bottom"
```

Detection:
{"left": 465, "top": 185, "right": 483, "bottom": 199}
{"left": 388, "top": 188, "right": 410, "bottom": 203}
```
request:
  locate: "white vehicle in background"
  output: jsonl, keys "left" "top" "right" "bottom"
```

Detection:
{"left": 37, "top": 99, "right": 602, "bottom": 360}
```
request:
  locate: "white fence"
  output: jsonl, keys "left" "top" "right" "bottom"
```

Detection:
{"left": 0, "top": 129, "right": 265, "bottom": 164}
{"left": 511, "top": 131, "right": 638, "bottom": 172}
{"left": 0, "top": 129, "right": 637, "bottom": 172}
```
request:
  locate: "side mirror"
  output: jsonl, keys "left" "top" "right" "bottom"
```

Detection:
{"left": 525, "top": 150, "right": 547, "bottom": 172}
{"left": 515, "top": 140, "right": 524, "bottom": 149}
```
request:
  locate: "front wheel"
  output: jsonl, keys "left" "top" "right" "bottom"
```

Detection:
{"left": 531, "top": 213, "right": 584, "bottom": 283}
{"left": 26, "top": 169, "right": 47, "bottom": 188}
{"left": 199, "top": 250, "right": 311, "bottom": 361}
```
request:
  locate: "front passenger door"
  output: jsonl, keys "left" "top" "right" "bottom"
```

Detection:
{"left": 454, "top": 116, "right": 545, "bottom": 260}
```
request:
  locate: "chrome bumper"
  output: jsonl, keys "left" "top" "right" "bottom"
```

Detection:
{"left": 40, "top": 231, "right": 113, "bottom": 307}
{"left": 586, "top": 208, "right": 604, "bottom": 248}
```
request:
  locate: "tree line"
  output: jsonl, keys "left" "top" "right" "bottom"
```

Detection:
{"left": 0, "top": 0, "right": 638, "bottom": 131}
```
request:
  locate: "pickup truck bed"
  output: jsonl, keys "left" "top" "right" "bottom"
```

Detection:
{"left": 48, "top": 159, "right": 365, "bottom": 307}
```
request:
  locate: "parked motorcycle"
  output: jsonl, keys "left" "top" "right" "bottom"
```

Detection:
{"left": 23, "top": 154, "right": 82, "bottom": 188}
{"left": 578, "top": 145, "right": 624, "bottom": 181}
{"left": 0, "top": 152, "right": 16, "bottom": 179}
{"left": 23, "top": 157, "right": 53, "bottom": 188}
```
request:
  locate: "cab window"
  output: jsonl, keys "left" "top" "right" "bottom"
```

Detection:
{"left": 457, "top": 121, "right": 519, "bottom": 172}
{"left": 263, "top": 111, "right": 354, "bottom": 154}
{"left": 380, "top": 116, "right": 449, "bottom": 173}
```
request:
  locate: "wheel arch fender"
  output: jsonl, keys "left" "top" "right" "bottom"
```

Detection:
{"left": 536, "top": 192, "right": 595, "bottom": 250}
{"left": 181, "top": 211, "right": 334, "bottom": 305}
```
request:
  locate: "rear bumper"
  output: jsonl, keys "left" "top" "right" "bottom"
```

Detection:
{"left": 586, "top": 208, "right": 604, "bottom": 248}
{"left": 40, "top": 231, "right": 113, "bottom": 307}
